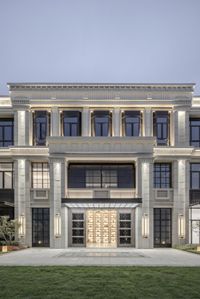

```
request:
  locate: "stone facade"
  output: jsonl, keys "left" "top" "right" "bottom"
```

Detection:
{"left": 0, "top": 83, "right": 200, "bottom": 249}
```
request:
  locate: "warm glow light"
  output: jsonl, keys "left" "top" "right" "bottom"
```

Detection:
{"left": 178, "top": 214, "right": 185, "bottom": 239}
{"left": 55, "top": 213, "right": 61, "bottom": 237}
{"left": 19, "top": 214, "right": 25, "bottom": 237}
{"left": 142, "top": 213, "right": 149, "bottom": 238}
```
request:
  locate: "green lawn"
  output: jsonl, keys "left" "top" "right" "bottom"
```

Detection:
{"left": 0, "top": 267, "right": 200, "bottom": 299}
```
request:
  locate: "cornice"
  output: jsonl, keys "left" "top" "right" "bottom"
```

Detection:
{"left": 8, "top": 83, "right": 195, "bottom": 92}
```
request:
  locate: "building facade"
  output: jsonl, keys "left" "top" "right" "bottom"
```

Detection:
{"left": 0, "top": 83, "right": 200, "bottom": 249}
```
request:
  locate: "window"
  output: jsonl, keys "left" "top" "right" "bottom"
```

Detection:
{"left": 123, "top": 111, "right": 141, "bottom": 136}
{"left": 0, "top": 119, "right": 14, "bottom": 147}
{"left": 153, "top": 111, "right": 169, "bottom": 145}
{"left": 32, "top": 162, "right": 50, "bottom": 189}
{"left": 72, "top": 213, "right": 85, "bottom": 245}
{"left": 119, "top": 213, "right": 132, "bottom": 245}
{"left": 154, "top": 163, "right": 172, "bottom": 188}
{"left": 92, "top": 111, "right": 112, "bottom": 136}
{"left": 190, "top": 163, "right": 200, "bottom": 189}
{"left": 33, "top": 111, "right": 50, "bottom": 146}
{"left": 154, "top": 208, "right": 172, "bottom": 247}
{"left": 0, "top": 163, "right": 13, "bottom": 189}
{"left": 62, "top": 111, "right": 81, "bottom": 136}
{"left": 190, "top": 118, "right": 200, "bottom": 147}
{"left": 68, "top": 164, "right": 135, "bottom": 189}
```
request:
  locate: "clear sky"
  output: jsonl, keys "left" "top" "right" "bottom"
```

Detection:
{"left": 0, "top": 0, "right": 200, "bottom": 95}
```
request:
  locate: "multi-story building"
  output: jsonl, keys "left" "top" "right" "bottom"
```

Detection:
{"left": 0, "top": 83, "right": 200, "bottom": 249}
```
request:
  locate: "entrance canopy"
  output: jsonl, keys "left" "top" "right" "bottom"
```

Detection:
{"left": 62, "top": 198, "right": 142, "bottom": 209}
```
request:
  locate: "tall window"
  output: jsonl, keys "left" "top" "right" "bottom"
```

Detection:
{"left": 62, "top": 111, "right": 81, "bottom": 136}
{"left": 0, "top": 163, "right": 13, "bottom": 189}
{"left": 154, "top": 163, "right": 172, "bottom": 188}
{"left": 190, "top": 118, "right": 200, "bottom": 147}
{"left": 33, "top": 111, "right": 50, "bottom": 146}
{"left": 32, "top": 163, "right": 50, "bottom": 189}
{"left": 0, "top": 119, "right": 14, "bottom": 147}
{"left": 123, "top": 111, "right": 141, "bottom": 136}
{"left": 92, "top": 111, "right": 112, "bottom": 136}
{"left": 68, "top": 164, "right": 135, "bottom": 189}
{"left": 153, "top": 111, "right": 169, "bottom": 145}
{"left": 190, "top": 164, "right": 200, "bottom": 189}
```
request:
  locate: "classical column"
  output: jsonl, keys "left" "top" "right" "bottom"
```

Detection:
{"left": 112, "top": 108, "right": 121, "bottom": 136}
{"left": 136, "top": 159, "right": 154, "bottom": 249}
{"left": 143, "top": 108, "right": 153, "bottom": 137}
{"left": 51, "top": 107, "right": 60, "bottom": 136}
{"left": 175, "top": 109, "right": 189, "bottom": 147}
{"left": 50, "top": 159, "right": 62, "bottom": 248}
{"left": 14, "top": 159, "right": 31, "bottom": 246}
{"left": 173, "top": 159, "right": 190, "bottom": 245}
{"left": 82, "top": 107, "right": 91, "bottom": 136}
{"left": 14, "top": 110, "right": 26, "bottom": 146}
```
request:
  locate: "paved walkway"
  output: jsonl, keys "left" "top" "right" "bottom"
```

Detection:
{"left": 0, "top": 248, "right": 200, "bottom": 266}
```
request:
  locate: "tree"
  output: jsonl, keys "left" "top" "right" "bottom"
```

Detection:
{"left": 0, "top": 216, "right": 20, "bottom": 245}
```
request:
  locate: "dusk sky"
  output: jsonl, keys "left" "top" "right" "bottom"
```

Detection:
{"left": 0, "top": 0, "right": 200, "bottom": 94}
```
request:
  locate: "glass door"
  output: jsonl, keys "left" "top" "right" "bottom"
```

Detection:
{"left": 154, "top": 208, "right": 172, "bottom": 247}
{"left": 32, "top": 208, "right": 50, "bottom": 247}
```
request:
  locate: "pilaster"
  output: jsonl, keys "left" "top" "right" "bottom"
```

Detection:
{"left": 82, "top": 107, "right": 91, "bottom": 136}
{"left": 112, "top": 108, "right": 121, "bottom": 136}
{"left": 143, "top": 108, "right": 153, "bottom": 137}
{"left": 51, "top": 107, "right": 60, "bottom": 136}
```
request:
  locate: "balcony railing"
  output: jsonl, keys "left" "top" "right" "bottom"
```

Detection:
{"left": 190, "top": 190, "right": 200, "bottom": 206}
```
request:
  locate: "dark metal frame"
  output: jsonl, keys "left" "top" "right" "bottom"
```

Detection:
{"left": 153, "top": 111, "right": 170, "bottom": 146}
{"left": 32, "top": 208, "right": 50, "bottom": 247}
{"left": 33, "top": 111, "right": 50, "bottom": 146}
{"left": 0, "top": 118, "right": 14, "bottom": 147}
{"left": 61, "top": 111, "right": 81, "bottom": 136}
{"left": 91, "top": 111, "right": 112, "bottom": 136}
{"left": 154, "top": 163, "right": 172, "bottom": 188}
{"left": 122, "top": 111, "right": 142, "bottom": 137}
{"left": 154, "top": 208, "right": 172, "bottom": 248}
{"left": 190, "top": 118, "right": 200, "bottom": 147}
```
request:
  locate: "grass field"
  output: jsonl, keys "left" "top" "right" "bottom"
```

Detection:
{"left": 0, "top": 266, "right": 200, "bottom": 299}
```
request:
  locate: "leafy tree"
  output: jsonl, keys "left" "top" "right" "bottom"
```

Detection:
{"left": 0, "top": 216, "right": 20, "bottom": 245}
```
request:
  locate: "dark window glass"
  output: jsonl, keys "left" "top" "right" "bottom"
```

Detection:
{"left": 190, "top": 163, "right": 200, "bottom": 189}
{"left": 0, "top": 119, "right": 14, "bottom": 147}
{"left": 33, "top": 111, "right": 50, "bottom": 146}
{"left": 154, "top": 208, "right": 172, "bottom": 247}
{"left": 190, "top": 119, "right": 200, "bottom": 147}
{"left": 154, "top": 163, "right": 172, "bottom": 188}
{"left": 62, "top": 111, "right": 81, "bottom": 136}
{"left": 68, "top": 164, "right": 135, "bottom": 189}
{"left": 32, "top": 162, "right": 50, "bottom": 189}
{"left": 92, "top": 111, "right": 111, "bottom": 136}
{"left": 123, "top": 111, "right": 141, "bottom": 136}
{"left": 153, "top": 112, "right": 169, "bottom": 145}
{"left": 0, "top": 163, "right": 13, "bottom": 189}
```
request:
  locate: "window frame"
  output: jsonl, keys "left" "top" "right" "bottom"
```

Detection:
{"left": 0, "top": 162, "right": 14, "bottom": 189}
{"left": 68, "top": 164, "right": 135, "bottom": 189}
{"left": 62, "top": 111, "right": 81, "bottom": 136}
{"left": 190, "top": 118, "right": 200, "bottom": 147}
{"left": 0, "top": 118, "right": 14, "bottom": 147}
{"left": 33, "top": 111, "right": 50, "bottom": 146}
{"left": 92, "top": 111, "right": 112, "bottom": 137}
{"left": 31, "top": 162, "right": 50, "bottom": 189}
{"left": 154, "top": 163, "right": 172, "bottom": 189}
{"left": 122, "top": 111, "right": 142, "bottom": 137}
{"left": 153, "top": 111, "right": 170, "bottom": 146}
{"left": 190, "top": 163, "right": 200, "bottom": 189}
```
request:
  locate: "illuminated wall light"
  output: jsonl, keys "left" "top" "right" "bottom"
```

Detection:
{"left": 55, "top": 213, "right": 61, "bottom": 237}
{"left": 142, "top": 213, "right": 149, "bottom": 238}
{"left": 19, "top": 214, "right": 25, "bottom": 237}
{"left": 178, "top": 214, "right": 185, "bottom": 239}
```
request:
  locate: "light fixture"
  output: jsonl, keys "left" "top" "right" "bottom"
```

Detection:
{"left": 19, "top": 214, "right": 25, "bottom": 237}
{"left": 178, "top": 214, "right": 185, "bottom": 239}
{"left": 55, "top": 213, "right": 61, "bottom": 237}
{"left": 142, "top": 213, "right": 149, "bottom": 238}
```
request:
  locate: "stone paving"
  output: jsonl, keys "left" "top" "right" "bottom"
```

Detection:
{"left": 0, "top": 248, "right": 200, "bottom": 266}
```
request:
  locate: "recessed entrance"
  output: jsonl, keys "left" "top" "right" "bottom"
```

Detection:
{"left": 86, "top": 209, "right": 117, "bottom": 248}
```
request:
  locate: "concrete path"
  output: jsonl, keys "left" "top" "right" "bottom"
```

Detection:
{"left": 0, "top": 248, "right": 200, "bottom": 266}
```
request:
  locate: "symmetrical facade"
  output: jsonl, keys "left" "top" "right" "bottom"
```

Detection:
{"left": 0, "top": 83, "right": 200, "bottom": 249}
